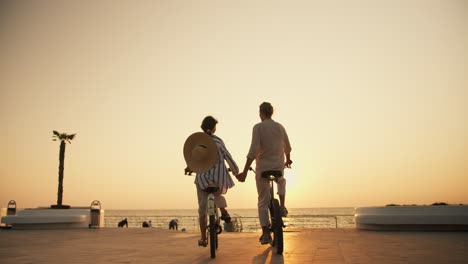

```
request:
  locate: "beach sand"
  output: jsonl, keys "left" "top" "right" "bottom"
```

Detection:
{"left": 1, "top": 228, "right": 467, "bottom": 263}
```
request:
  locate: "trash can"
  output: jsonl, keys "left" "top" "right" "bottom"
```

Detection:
{"left": 89, "top": 200, "right": 101, "bottom": 228}
{"left": 7, "top": 200, "right": 16, "bottom": 215}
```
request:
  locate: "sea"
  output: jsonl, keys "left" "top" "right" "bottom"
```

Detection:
{"left": 105, "top": 207, "right": 355, "bottom": 232}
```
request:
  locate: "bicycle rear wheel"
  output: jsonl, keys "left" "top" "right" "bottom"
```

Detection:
{"left": 209, "top": 214, "right": 217, "bottom": 258}
{"left": 272, "top": 199, "right": 283, "bottom": 254}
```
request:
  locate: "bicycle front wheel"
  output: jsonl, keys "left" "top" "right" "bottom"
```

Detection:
{"left": 209, "top": 214, "right": 217, "bottom": 258}
{"left": 272, "top": 199, "right": 283, "bottom": 254}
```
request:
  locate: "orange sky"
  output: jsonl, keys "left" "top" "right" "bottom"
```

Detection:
{"left": 1, "top": 0, "right": 467, "bottom": 209}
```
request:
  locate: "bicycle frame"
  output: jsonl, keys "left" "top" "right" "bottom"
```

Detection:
{"left": 268, "top": 176, "right": 277, "bottom": 206}
{"left": 207, "top": 192, "right": 217, "bottom": 217}
{"left": 205, "top": 187, "right": 221, "bottom": 259}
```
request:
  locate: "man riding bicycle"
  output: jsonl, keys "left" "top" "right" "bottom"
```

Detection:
{"left": 236, "top": 102, "right": 292, "bottom": 245}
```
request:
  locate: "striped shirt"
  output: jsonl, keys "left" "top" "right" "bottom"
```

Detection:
{"left": 195, "top": 134, "right": 239, "bottom": 193}
{"left": 247, "top": 119, "right": 292, "bottom": 174}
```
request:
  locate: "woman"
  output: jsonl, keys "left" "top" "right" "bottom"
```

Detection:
{"left": 191, "top": 116, "right": 239, "bottom": 247}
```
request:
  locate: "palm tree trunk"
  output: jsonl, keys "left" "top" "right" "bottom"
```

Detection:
{"left": 57, "top": 141, "right": 66, "bottom": 206}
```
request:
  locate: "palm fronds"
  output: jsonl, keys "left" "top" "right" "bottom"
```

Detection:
{"left": 52, "top": 131, "right": 76, "bottom": 143}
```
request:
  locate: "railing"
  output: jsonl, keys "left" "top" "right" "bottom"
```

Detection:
{"left": 235, "top": 214, "right": 355, "bottom": 231}
{"left": 104, "top": 214, "right": 355, "bottom": 230}
{"left": 287, "top": 214, "right": 356, "bottom": 229}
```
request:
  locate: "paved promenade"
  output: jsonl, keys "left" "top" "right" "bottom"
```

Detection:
{"left": 1, "top": 228, "right": 467, "bottom": 263}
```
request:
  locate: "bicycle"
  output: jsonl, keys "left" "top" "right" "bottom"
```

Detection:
{"left": 246, "top": 167, "right": 286, "bottom": 255}
{"left": 261, "top": 169, "right": 285, "bottom": 255}
{"left": 185, "top": 169, "right": 222, "bottom": 259}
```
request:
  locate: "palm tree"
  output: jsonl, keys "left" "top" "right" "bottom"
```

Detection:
{"left": 52, "top": 131, "right": 76, "bottom": 209}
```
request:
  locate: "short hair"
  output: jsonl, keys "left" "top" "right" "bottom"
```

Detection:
{"left": 201, "top": 116, "right": 218, "bottom": 135}
{"left": 259, "top": 102, "right": 273, "bottom": 117}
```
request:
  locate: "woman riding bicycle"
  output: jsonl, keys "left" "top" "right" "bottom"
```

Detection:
{"left": 236, "top": 102, "right": 292, "bottom": 245}
{"left": 184, "top": 116, "right": 239, "bottom": 247}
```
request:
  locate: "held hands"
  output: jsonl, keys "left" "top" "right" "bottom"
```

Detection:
{"left": 235, "top": 167, "right": 254, "bottom": 182}
{"left": 235, "top": 171, "right": 247, "bottom": 182}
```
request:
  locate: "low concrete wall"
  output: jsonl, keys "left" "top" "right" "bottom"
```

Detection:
{"left": 355, "top": 205, "right": 468, "bottom": 231}
{"left": 1, "top": 207, "right": 105, "bottom": 230}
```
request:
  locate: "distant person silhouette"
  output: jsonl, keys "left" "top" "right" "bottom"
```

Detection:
{"left": 142, "top": 220, "right": 152, "bottom": 228}
{"left": 118, "top": 218, "right": 128, "bottom": 228}
{"left": 169, "top": 219, "right": 178, "bottom": 230}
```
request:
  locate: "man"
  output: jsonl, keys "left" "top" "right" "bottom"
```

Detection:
{"left": 169, "top": 219, "right": 178, "bottom": 230}
{"left": 117, "top": 218, "right": 128, "bottom": 228}
{"left": 236, "top": 102, "right": 292, "bottom": 245}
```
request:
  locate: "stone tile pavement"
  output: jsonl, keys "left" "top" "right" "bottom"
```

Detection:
{"left": 1, "top": 228, "right": 467, "bottom": 263}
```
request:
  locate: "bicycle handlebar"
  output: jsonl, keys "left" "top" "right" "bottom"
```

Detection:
{"left": 184, "top": 167, "right": 193, "bottom": 176}
{"left": 186, "top": 165, "right": 289, "bottom": 176}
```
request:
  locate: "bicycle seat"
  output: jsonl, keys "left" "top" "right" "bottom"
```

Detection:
{"left": 204, "top": 183, "right": 219, "bottom": 193}
{"left": 261, "top": 170, "right": 283, "bottom": 180}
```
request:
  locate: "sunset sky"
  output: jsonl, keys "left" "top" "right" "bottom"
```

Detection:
{"left": 1, "top": 0, "right": 467, "bottom": 210}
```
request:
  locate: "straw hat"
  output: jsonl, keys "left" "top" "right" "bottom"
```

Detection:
{"left": 183, "top": 132, "right": 219, "bottom": 173}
